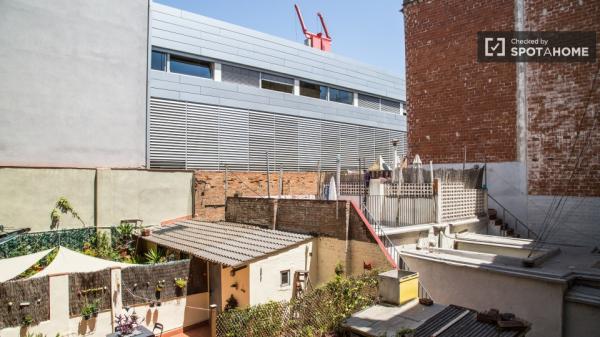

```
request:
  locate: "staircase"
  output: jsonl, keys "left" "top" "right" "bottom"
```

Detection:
{"left": 487, "top": 194, "right": 539, "bottom": 240}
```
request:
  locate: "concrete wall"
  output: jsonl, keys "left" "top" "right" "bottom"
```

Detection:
{"left": 402, "top": 255, "right": 566, "bottom": 337}
{"left": 0, "top": 270, "right": 208, "bottom": 337}
{"left": 249, "top": 241, "right": 313, "bottom": 305}
{"left": 0, "top": 0, "right": 149, "bottom": 167}
{"left": 0, "top": 168, "right": 193, "bottom": 231}
{"left": 563, "top": 300, "right": 600, "bottom": 337}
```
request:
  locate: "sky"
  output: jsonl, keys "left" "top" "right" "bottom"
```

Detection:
{"left": 155, "top": 0, "right": 406, "bottom": 78}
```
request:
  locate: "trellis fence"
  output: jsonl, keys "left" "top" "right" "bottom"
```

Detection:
{"left": 216, "top": 274, "right": 378, "bottom": 337}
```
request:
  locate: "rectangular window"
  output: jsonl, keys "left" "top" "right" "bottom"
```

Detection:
{"left": 170, "top": 55, "right": 212, "bottom": 78}
{"left": 299, "top": 81, "right": 328, "bottom": 100}
{"left": 222, "top": 64, "right": 260, "bottom": 87}
{"left": 358, "top": 94, "right": 381, "bottom": 110}
{"left": 280, "top": 270, "right": 290, "bottom": 286}
{"left": 381, "top": 98, "right": 401, "bottom": 113}
{"left": 261, "top": 73, "right": 294, "bottom": 94}
{"left": 329, "top": 87, "right": 353, "bottom": 105}
{"left": 151, "top": 50, "right": 167, "bottom": 71}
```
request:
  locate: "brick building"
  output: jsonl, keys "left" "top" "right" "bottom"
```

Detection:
{"left": 403, "top": 0, "right": 599, "bottom": 246}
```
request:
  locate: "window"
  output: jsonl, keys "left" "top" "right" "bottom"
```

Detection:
{"left": 280, "top": 270, "right": 290, "bottom": 286}
{"left": 151, "top": 50, "right": 167, "bottom": 71}
{"left": 329, "top": 87, "right": 353, "bottom": 105}
{"left": 169, "top": 55, "right": 212, "bottom": 78}
{"left": 261, "top": 73, "right": 294, "bottom": 94}
{"left": 299, "top": 81, "right": 328, "bottom": 100}
{"left": 381, "top": 98, "right": 401, "bottom": 113}
{"left": 358, "top": 93, "right": 381, "bottom": 110}
{"left": 222, "top": 64, "right": 260, "bottom": 87}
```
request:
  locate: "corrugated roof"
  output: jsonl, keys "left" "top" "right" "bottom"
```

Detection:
{"left": 145, "top": 220, "right": 312, "bottom": 267}
{"left": 415, "top": 305, "right": 529, "bottom": 337}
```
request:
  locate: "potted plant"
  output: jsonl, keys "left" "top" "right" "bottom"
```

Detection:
{"left": 21, "top": 314, "right": 33, "bottom": 327}
{"left": 81, "top": 302, "right": 94, "bottom": 320}
{"left": 92, "top": 299, "right": 100, "bottom": 318}
{"left": 175, "top": 277, "right": 187, "bottom": 296}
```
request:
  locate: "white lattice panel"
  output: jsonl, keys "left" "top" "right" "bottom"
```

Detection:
{"left": 441, "top": 183, "right": 485, "bottom": 221}
{"left": 385, "top": 183, "right": 433, "bottom": 197}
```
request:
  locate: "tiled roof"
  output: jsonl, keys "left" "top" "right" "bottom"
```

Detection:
{"left": 415, "top": 305, "right": 529, "bottom": 337}
{"left": 145, "top": 220, "right": 312, "bottom": 267}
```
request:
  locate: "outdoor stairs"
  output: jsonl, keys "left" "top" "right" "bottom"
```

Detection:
{"left": 488, "top": 208, "right": 519, "bottom": 238}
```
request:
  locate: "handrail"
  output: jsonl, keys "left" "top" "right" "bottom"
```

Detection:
{"left": 488, "top": 193, "right": 539, "bottom": 239}
{"left": 359, "top": 202, "right": 431, "bottom": 299}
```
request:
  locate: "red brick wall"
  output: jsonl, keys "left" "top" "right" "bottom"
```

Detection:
{"left": 195, "top": 171, "right": 322, "bottom": 221}
{"left": 404, "top": 0, "right": 599, "bottom": 197}
{"left": 404, "top": 0, "right": 517, "bottom": 163}
{"left": 525, "top": 0, "right": 600, "bottom": 196}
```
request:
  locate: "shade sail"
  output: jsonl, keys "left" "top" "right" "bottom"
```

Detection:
{"left": 32, "top": 246, "right": 131, "bottom": 278}
{"left": 0, "top": 249, "right": 53, "bottom": 282}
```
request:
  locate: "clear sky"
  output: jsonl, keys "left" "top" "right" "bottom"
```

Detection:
{"left": 154, "top": 0, "right": 406, "bottom": 78}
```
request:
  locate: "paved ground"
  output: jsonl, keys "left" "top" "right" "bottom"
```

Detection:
{"left": 168, "top": 323, "right": 210, "bottom": 337}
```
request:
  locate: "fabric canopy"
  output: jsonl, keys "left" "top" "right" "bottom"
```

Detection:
{"left": 0, "top": 249, "right": 53, "bottom": 282}
{"left": 32, "top": 246, "right": 131, "bottom": 278}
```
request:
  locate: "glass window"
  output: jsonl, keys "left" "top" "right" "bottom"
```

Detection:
{"left": 280, "top": 270, "right": 290, "bottom": 286}
{"left": 261, "top": 73, "right": 294, "bottom": 94}
{"left": 300, "top": 81, "right": 328, "bottom": 100}
{"left": 169, "top": 55, "right": 212, "bottom": 78}
{"left": 329, "top": 87, "right": 353, "bottom": 105}
{"left": 151, "top": 50, "right": 167, "bottom": 71}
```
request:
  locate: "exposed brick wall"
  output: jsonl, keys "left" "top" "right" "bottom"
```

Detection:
{"left": 525, "top": 0, "right": 600, "bottom": 196}
{"left": 225, "top": 197, "right": 376, "bottom": 243}
{"left": 195, "top": 171, "right": 321, "bottom": 221}
{"left": 404, "top": 0, "right": 517, "bottom": 163}
{"left": 404, "top": 0, "right": 599, "bottom": 197}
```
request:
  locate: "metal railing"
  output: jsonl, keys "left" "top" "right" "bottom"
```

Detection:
{"left": 488, "top": 194, "right": 539, "bottom": 239}
{"left": 366, "top": 194, "right": 436, "bottom": 227}
{"left": 360, "top": 203, "right": 431, "bottom": 299}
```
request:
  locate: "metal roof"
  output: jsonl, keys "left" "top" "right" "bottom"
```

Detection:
{"left": 414, "top": 305, "right": 529, "bottom": 337}
{"left": 145, "top": 220, "right": 312, "bottom": 267}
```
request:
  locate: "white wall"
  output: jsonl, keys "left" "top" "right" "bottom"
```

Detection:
{"left": 403, "top": 255, "right": 566, "bottom": 337}
{"left": 0, "top": 268, "right": 208, "bottom": 337}
{"left": 249, "top": 241, "right": 313, "bottom": 305}
{"left": 0, "top": 0, "right": 149, "bottom": 167}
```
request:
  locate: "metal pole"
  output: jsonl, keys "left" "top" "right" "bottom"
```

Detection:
{"left": 266, "top": 152, "right": 271, "bottom": 199}
{"left": 209, "top": 304, "right": 217, "bottom": 337}
{"left": 336, "top": 154, "right": 341, "bottom": 199}
{"left": 278, "top": 165, "right": 283, "bottom": 198}
{"left": 224, "top": 165, "right": 228, "bottom": 205}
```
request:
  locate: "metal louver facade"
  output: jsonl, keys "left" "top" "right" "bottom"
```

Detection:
{"left": 149, "top": 98, "right": 407, "bottom": 171}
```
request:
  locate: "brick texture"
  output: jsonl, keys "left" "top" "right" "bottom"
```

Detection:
{"left": 525, "top": 0, "right": 600, "bottom": 196}
{"left": 404, "top": 0, "right": 517, "bottom": 163}
{"left": 404, "top": 0, "right": 599, "bottom": 197}
{"left": 194, "top": 171, "right": 321, "bottom": 221}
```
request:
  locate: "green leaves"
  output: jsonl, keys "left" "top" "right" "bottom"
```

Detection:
{"left": 144, "top": 248, "right": 165, "bottom": 264}
{"left": 50, "top": 197, "right": 85, "bottom": 229}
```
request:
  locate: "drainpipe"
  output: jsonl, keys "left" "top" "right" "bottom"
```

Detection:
{"left": 344, "top": 201, "right": 350, "bottom": 275}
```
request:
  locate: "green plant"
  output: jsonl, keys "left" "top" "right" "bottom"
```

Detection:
{"left": 81, "top": 301, "right": 96, "bottom": 320}
{"left": 50, "top": 197, "right": 85, "bottom": 229}
{"left": 334, "top": 261, "right": 345, "bottom": 276}
{"left": 175, "top": 277, "right": 187, "bottom": 289}
{"left": 83, "top": 232, "right": 119, "bottom": 261}
{"left": 397, "top": 328, "right": 414, "bottom": 337}
{"left": 21, "top": 314, "right": 33, "bottom": 327}
{"left": 145, "top": 248, "right": 165, "bottom": 264}
{"left": 224, "top": 294, "right": 239, "bottom": 311}
{"left": 18, "top": 247, "right": 59, "bottom": 279}
{"left": 26, "top": 333, "right": 46, "bottom": 337}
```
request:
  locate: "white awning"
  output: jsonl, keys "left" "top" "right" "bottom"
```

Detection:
{"left": 32, "top": 246, "right": 131, "bottom": 278}
{"left": 0, "top": 249, "right": 53, "bottom": 282}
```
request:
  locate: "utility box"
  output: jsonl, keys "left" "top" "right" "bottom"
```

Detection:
{"left": 378, "top": 270, "right": 419, "bottom": 305}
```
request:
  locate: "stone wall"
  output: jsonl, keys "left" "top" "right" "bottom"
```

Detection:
{"left": 194, "top": 171, "right": 322, "bottom": 221}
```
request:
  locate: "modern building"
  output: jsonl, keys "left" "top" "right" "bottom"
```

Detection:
{"left": 0, "top": 0, "right": 407, "bottom": 172}
{"left": 0, "top": 0, "right": 406, "bottom": 230}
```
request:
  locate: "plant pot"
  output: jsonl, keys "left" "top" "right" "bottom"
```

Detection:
{"left": 142, "top": 229, "right": 151, "bottom": 237}
{"left": 149, "top": 302, "right": 155, "bottom": 308}
{"left": 176, "top": 287, "right": 185, "bottom": 297}
{"left": 92, "top": 311, "right": 98, "bottom": 318}
{"left": 83, "top": 314, "right": 91, "bottom": 320}
{"left": 156, "top": 301, "right": 161, "bottom": 307}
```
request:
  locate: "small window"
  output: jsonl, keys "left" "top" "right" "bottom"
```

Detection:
{"left": 151, "top": 50, "right": 167, "bottom": 71}
{"left": 280, "top": 270, "right": 290, "bottom": 286}
{"left": 170, "top": 55, "right": 212, "bottom": 78}
{"left": 300, "top": 81, "right": 328, "bottom": 100}
{"left": 261, "top": 73, "right": 294, "bottom": 94}
{"left": 329, "top": 87, "right": 353, "bottom": 105}
{"left": 381, "top": 99, "right": 401, "bottom": 113}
